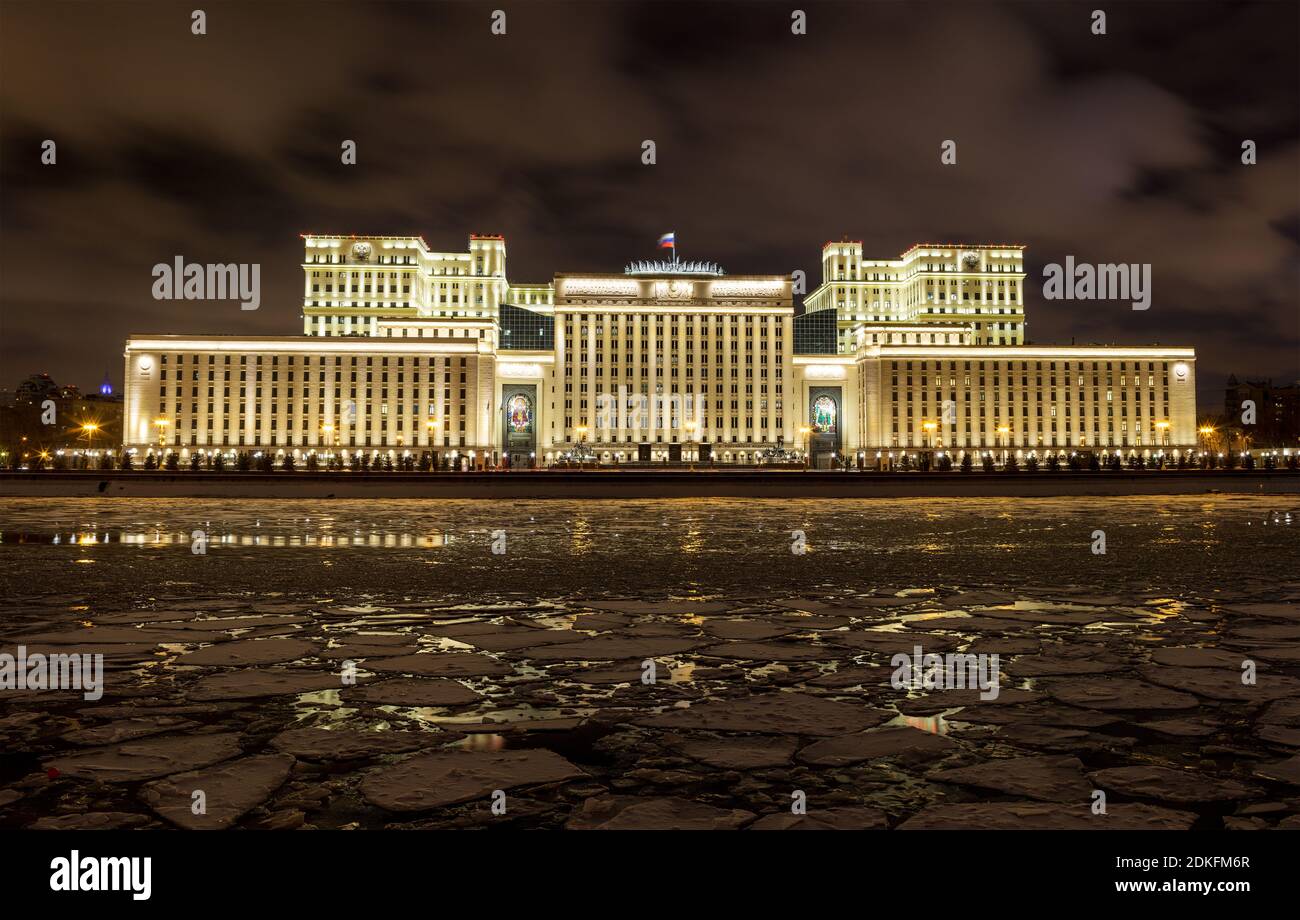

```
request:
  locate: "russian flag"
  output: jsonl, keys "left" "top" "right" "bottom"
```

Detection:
{"left": 657, "top": 232, "right": 675, "bottom": 250}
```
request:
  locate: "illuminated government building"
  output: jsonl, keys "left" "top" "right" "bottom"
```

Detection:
{"left": 122, "top": 234, "right": 1197, "bottom": 468}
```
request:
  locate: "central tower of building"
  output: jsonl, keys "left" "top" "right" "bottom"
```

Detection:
{"left": 543, "top": 258, "right": 793, "bottom": 463}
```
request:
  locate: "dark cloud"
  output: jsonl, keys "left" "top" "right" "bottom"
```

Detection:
{"left": 1, "top": 0, "right": 1296, "bottom": 408}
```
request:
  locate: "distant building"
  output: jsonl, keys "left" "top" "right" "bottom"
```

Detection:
{"left": 14, "top": 373, "right": 59, "bottom": 405}
{"left": 1224, "top": 376, "right": 1300, "bottom": 446}
{"left": 0, "top": 374, "right": 123, "bottom": 462}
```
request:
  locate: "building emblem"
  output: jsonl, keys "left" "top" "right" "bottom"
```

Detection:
{"left": 812, "top": 395, "right": 837, "bottom": 433}
{"left": 653, "top": 279, "right": 695, "bottom": 301}
{"left": 508, "top": 394, "right": 533, "bottom": 433}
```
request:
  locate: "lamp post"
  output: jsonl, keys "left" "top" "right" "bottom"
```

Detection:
{"left": 81, "top": 423, "right": 99, "bottom": 468}
{"left": 153, "top": 418, "right": 169, "bottom": 451}
{"left": 997, "top": 425, "right": 1010, "bottom": 467}
{"left": 685, "top": 421, "right": 698, "bottom": 470}
{"left": 798, "top": 426, "right": 811, "bottom": 469}
{"left": 923, "top": 420, "right": 938, "bottom": 455}
{"left": 1156, "top": 420, "right": 1170, "bottom": 449}
{"left": 1198, "top": 425, "right": 1214, "bottom": 464}
{"left": 417, "top": 418, "right": 437, "bottom": 470}
{"left": 575, "top": 425, "right": 588, "bottom": 470}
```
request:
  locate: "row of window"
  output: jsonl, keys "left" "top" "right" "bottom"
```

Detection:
{"left": 304, "top": 254, "right": 418, "bottom": 265}
{"left": 160, "top": 369, "right": 470, "bottom": 383}
{"left": 159, "top": 354, "right": 471, "bottom": 367}
{"left": 890, "top": 404, "right": 1168, "bottom": 418}
{"left": 562, "top": 423, "right": 785, "bottom": 441}
{"left": 166, "top": 433, "right": 469, "bottom": 448}
{"left": 562, "top": 314, "right": 786, "bottom": 326}
{"left": 312, "top": 284, "right": 412, "bottom": 294}
{"left": 827, "top": 262, "right": 1023, "bottom": 280}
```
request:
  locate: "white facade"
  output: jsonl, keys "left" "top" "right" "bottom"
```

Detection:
{"left": 300, "top": 233, "right": 551, "bottom": 336}
{"left": 122, "top": 234, "right": 1196, "bottom": 464}
{"left": 805, "top": 241, "right": 1028, "bottom": 351}
{"left": 855, "top": 346, "right": 1197, "bottom": 452}
{"left": 550, "top": 273, "right": 793, "bottom": 462}
{"left": 123, "top": 334, "right": 497, "bottom": 458}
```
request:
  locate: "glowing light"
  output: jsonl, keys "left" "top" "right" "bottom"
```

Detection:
{"left": 803, "top": 364, "right": 846, "bottom": 380}
{"left": 498, "top": 362, "right": 544, "bottom": 378}
{"left": 624, "top": 259, "right": 724, "bottom": 277}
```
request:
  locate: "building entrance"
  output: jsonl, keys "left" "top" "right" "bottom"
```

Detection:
{"left": 501, "top": 385, "right": 536, "bottom": 469}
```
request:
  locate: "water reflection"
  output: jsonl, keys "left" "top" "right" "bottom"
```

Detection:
{"left": 569, "top": 518, "right": 593, "bottom": 555}
{"left": 2, "top": 496, "right": 1297, "bottom": 603}
{"left": 2, "top": 529, "right": 458, "bottom": 548}
{"left": 459, "top": 733, "right": 507, "bottom": 752}
{"left": 899, "top": 712, "right": 952, "bottom": 735}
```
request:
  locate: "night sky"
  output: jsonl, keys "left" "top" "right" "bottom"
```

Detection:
{"left": 1, "top": 0, "right": 1296, "bottom": 410}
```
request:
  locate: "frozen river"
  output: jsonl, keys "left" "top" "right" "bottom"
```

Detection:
{"left": 0, "top": 495, "right": 1294, "bottom": 600}
{"left": 1, "top": 496, "right": 1297, "bottom": 829}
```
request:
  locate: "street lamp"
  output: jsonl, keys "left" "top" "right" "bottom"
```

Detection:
{"left": 153, "top": 418, "right": 169, "bottom": 450}
{"left": 1198, "top": 425, "right": 1214, "bottom": 458}
{"left": 1156, "top": 420, "right": 1170, "bottom": 448}
{"left": 81, "top": 422, "right": 99, "bottom": 464}
{"left": 923, "top": 420, "right": 938, "bottom": 451}
{"left": 798, "top": 426, "right": 811, "bottom": 469}
{"left": 997, "top": 425, "right": 1010, "bottom": 466}
{"left": 574, "top": 425, "right": 589, "bottom": 468}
